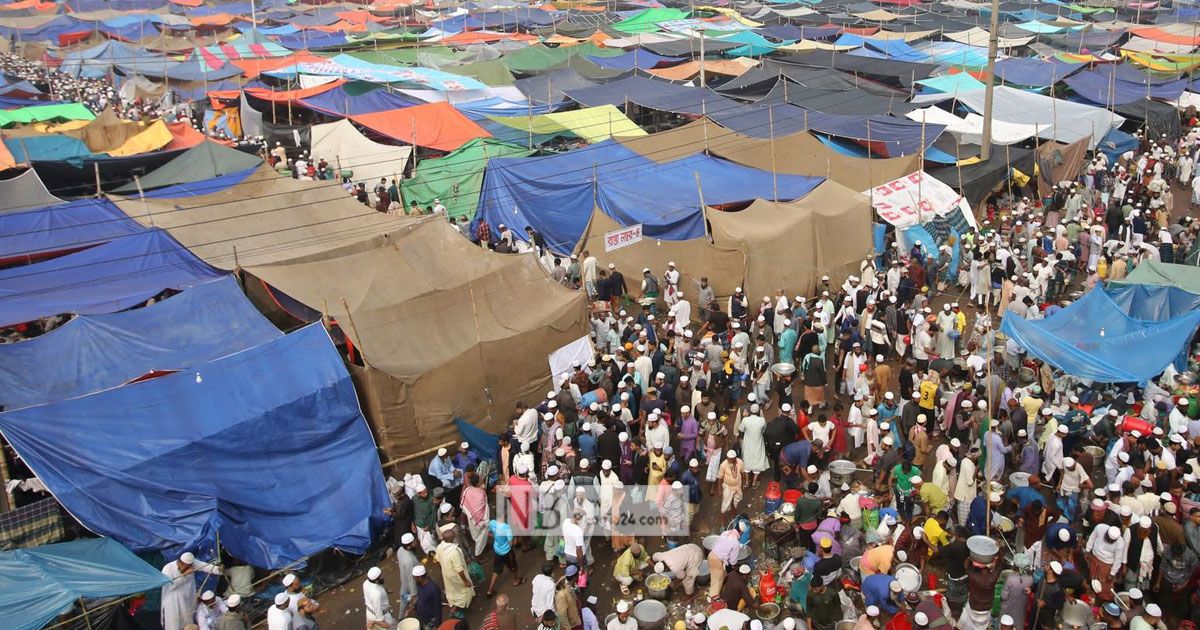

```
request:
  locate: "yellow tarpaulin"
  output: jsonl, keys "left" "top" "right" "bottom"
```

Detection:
{"left": 694, "top": 5, "right": 762, "bottom": 27}
{"left": 778, "top": 39, "right": 860, "bottom": 52}
{"left": 107, "top": 120, "right": 174, "bottom": 157}
{"left": 487, "top": 104, "right": 646, "bottom": 143}
{"left": 1120, "top": 50, "right": 1200, "bottom": 73}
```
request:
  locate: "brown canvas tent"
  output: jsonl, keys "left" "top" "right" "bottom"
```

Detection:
{"left": 244, "top": 218, "right": 588, "bottom": 463}
{"left": 619, "top": 119, "right": 920, "bottom": 191}
{"left": 110, "top": 165, "right": 410, "bottom": 268}
{"left": 574, "top": 206, "right": 746, "bottom": 306}
{"left": 707, "top": 181, "right": 873, "bottom": 300}
{"left": 1037, "top": 136, "right": 1090, "bottom": 197}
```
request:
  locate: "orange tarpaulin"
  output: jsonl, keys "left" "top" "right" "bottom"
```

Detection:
{"left": 313, "top": 20, "right": 368, "bottom": 33}
{"left": 0, "top": 0, "right": 55, "bottom": 11}
{"left": 351, "top": 102, "right": 490, "bottom": 151}
{"left": 169, "top": 0, "right": 204, "bottom": 6}
{"left": 441, "top": 30, "right": 539, "bottom": 45}
{"left": 1130, "top": 27, "right": 1200, "bottom": 46}
{"left": 0, "top": 141, "right": 16, "bottom": 171}
{"left": 189, "top": 13, "right": 251, "bottom": 27}
{"left": 163, "top": 121, "right": 209, "bottom": 150}
{"left": 228, "top": 52, "right": 325, "bottom": 78}
{"left": 648, "top": 58, "right": 757, "bottom": 80}
{"left": 242, "top": 79, "right": 346, "bottom": 103}
{"left": 335, "top": 10, "right": 392, "bottom": 24}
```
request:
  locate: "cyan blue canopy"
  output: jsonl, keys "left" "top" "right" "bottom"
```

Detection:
{"left": 0, "top": 228, "right": 224, "bottom": 326}
{"left": 0, "top": 324, "right": 391, "bottom": 568}
{"left": 0, "top": 197, "right": 145, "bottom": 263}
{"left": 1106, "top": 284, "right": 1200, "bottom": 321}
{"left": 1000, "top": 288, "right": 1200, "bottom": 382}
{"left": 0, "top": 538, "right": 168, "bottom": 630}
{"left": 476, "top": 140, "right": 824, "bottom": 252}
{"left": 0, "top": 276, "right": 281, "bottom": 410}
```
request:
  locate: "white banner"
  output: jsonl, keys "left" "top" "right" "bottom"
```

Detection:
{"left": 549, "top": 336, "right": 594, "bottom": 388}
{"left": 863, "top": 171, "right": 976, "bottom": 229}
{"left": 603, "top": 223, "right": 643, "bottom": 252}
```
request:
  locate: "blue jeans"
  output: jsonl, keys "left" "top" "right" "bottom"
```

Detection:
{"left": 1057, "top": 492, "right": 1079, "bottom": 522}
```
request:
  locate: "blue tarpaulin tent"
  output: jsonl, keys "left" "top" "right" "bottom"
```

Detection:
{"left": 0, "top": 228, "right": 224, "bottom": 326}
{"left": 999, "top": 288, "right": 1200, "bottom": 382}
{"left": 0, "top": 276, "right": 281, "bottom": 410}
{"left": 0, "top": 324, "right": 391, "bottom": 568}
{"left": 564, "top": 76, "right": 744, "bottom": 116}
{"left": 476, "top": 140, "right": 824, "bottom": 251}
{"left": 0, "top": 538, "right": 168, "bottom": 630}
{"left": 4, "top": 135, "right": 94, "bottom": 163}
{"left": 1064, "top": 71, "right": 1189, "bottom": 107}
{"left": 297, "top": 84, "right": 422, "bottom": 116}
{"left": 0, "top": 197, "right": 145, "bottom": 263}
{"left": 1106, "top": 284, "right": 1200, "bottom": 321}
{"left": 993, "top": 57, "right": 1084, "bottom": 88}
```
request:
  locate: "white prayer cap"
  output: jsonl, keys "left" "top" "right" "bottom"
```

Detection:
{"left": 1118, "top": 451, "right": 1130, "bottom": 462}
{"left": 807, "top": 465, "right": 818, "bottom": 474}
{"left": 962, "top": 400, "right": 974, "bottom": 408}
{"left": 781, "top": 403, "right": 793, "bottom": 411}
{"left": 1049, "top": 561, "right": 1063, "bottom": 575}
{"left": 401, "top": 533, "right": 415, "bottom": 545}
{"left": 619, "top": 432, "right": 629, "bottom": 442}
{"left": 889, "top": 580, "right": 902, "bottom": 592}
{"left": 880, "top": 422, "right": 891, "bottom": 431}
{"left": 1058, "top": 528, "right": 1071, "bottom": 543}
{"left": 689, "top": 458, "right": 699, "bottom": 467}
{"left": 1091, "top": 498, "right": 1105, "bottom": 509}
{"left": 884, "top": 392, "right": 894, "bottom": 400}
{"left": 1139, "top": 516, "right": 1151, "bottom": 528}
{"left": 1107, "top": 526, "right": 1121, "bottom": 539}
{"left": 950, "top": 438, "right": 961, "bottom": 447}
{"left": 612, "top": 403, "right": 622, "bottom": 412}
{"left": 437, "top": 447, "right": 448, "bottom": 457}
{"left": 282, "top": 574, "right": 297, "bottom": 587}
{"left": 1145, "top": 603, "right": 1162, "bottom": 618}
{"left": 882, "top": 436, "right": 894, "bottom": 445}
{"left": 779, "top": 619, "right": 795, "bottom": 630}
{"left": 515, "top": 464, "right": 529, "bottom": 475}
{"left": 548, "top": 401, "right": 558, "bottom": 409}
{"left": 708, "top": 412, "right": 717, "bottom": 419}
{"left": 1057, "top": 425, "right": 1068, "bottom": 434}
{"left": 867, "top": 606, "right": 880, "bottom": 617}
{"left": 750, "top": 403, "right": 760, "bottom": 413}
{"left": 602, "top": 459, "right": 613, "bottom": 470}
{"left": 1063, "top": 457, "right": 1075, "bottom": 468}
{"left": 1108, "top": 408, "right": 1119, "bottom": 417}
{"left": 1000, "top": 615, "right": 1015, "bottom": 626}
{"left": 589, "top": 402, "right": 600, "bottom": 411}
{"left": 459, "top": 441, "right": 469, "bottom": 450}
{"left": 546, "top": 465, "right": 560, "bottom": 477}
{"left": 201, "top": 590, "right": 215, "bottom": 601}
{"left": 911, "top": 476, "right": 923, "bottom": 484}
{"left": 553, "top": 480, "right": 566, "bottom": 491}
{"left": 914, "top": 612, "right": 929, "bottom": 626}
{"left": 227, "top": 594, "right": 241, "bottom": 608}
{"left": 989, "top": 492, "right": 1001, "bottom": 502}
{"left": 680, "top": 406, "right": 690, "bottom": 414}
{"left": 727, "top": 449, "right": 737, "bottom": 459}
{"left": 542, "top": 412, "right": 554, "bottom": 420}
{"left": 579, "top": 458, "right": 590, "bottom": 469}
{"left": 616, "top": 601, "right": 630, "bottom": 613}
{"left": 582, "top": 422, "right": 591, "bottom": 431}
{"left": 1069, "top": 395, "right": 1079, "bottom": 404}
{"left": 412, "top": 565, "right": 426, "bottom": 577}
{"left": 739, "top": 564, "right": 751, "bottom": 574}
{"left": 439, "top": 503, "right": 452, "bottom": 514}
{"left": 1129, "top": 588, "right": 1144, "bottom": 600}
{"left": 275, "top": 593, "right": 290, "bottom": 605}
{"left": 1161, "top": 492, "right": 1173, "bottom": 502}
{"left": 1131, "top": 430, "right": 1143, "bottom": 438}
{"left": 180, "top": 552, "right": 195, "bottom": 565}
{"left": 913, "top": 526, "right": 924, "bottom": 539}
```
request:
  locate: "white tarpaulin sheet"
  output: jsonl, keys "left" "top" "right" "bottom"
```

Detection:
{"left": 549, "top": 335, "right": 594, "bottom": 388}
{"left": 945, "top": 27, "right": 1034, "bottom": 48}
{"left": 910, "top": 86, "right": 1122, "bottom": 149}
{"left": 906, "top": 107, "right": 1041, "bottom": 145}
{"left": 309, "top": 119, "right": 412, "bottom": 185}
{"left": 863, "top": 171, "right": 975, "bottom": 229}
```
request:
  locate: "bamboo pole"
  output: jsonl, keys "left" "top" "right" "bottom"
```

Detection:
{"left": 769, "top": 105, "right": 778, "bottom": 199}
{"left": 134, "top": 175, "right": 153, "bottom": 227}
{"left": 340, "top": 297, "right": 371, "bottom": 368}
{"left": 381, "top": 441, "right": 458, "bottom": 469}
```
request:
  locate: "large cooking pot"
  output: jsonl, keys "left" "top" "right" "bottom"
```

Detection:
{"left": 645, "top": 573, "right": 671, "bottom": 600}
{"left": 633, "top": 599, "right": 668, "bottom": 630}
{"left": 894, "top": 563, "right": 921, "bottom": 592}
{"left": 967, "top": 535, "right": 999, "bottom": 564}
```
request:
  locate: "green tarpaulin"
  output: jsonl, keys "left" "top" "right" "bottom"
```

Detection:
{"left": 454, "top": 59, "right": 516, "bottom": 86}
{"left": 401, "top": 138, "right": 530, "bottom": 220}
{"left": 1110, "top": 261, "right": 1200, "bottom": 294}
{"left": 0, "top": 103, "right": 95, "bottom": 128}
{"left": 612, "top": 8, "right": 689, "bottom": 34}
{"left": 344, "top": 47, "right": 463, "bottom": 67}
{"left": 501, "top": 43, "right": 623, "bottom": 74}
{"left": 111, "top": 140, "right": 263, "bottom": 192}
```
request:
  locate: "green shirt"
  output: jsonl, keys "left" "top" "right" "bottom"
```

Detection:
{"left": 893, "top": 464, "right": 920, "bottom": 494}
{"left": 795, "top": 495, "right": 823, "bottom": 525}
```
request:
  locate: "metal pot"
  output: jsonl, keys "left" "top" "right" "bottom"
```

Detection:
{"left": 645, "top": 573, "right": 671, "bottom": 600}
{"left": 967, "top": 535, "right": 999, "bottom": 564}
{"left": 633, "top": 599, "right": 668, "bottom": 630}
{"left": 756, "top": 602, "right": 781, "bottom": 623}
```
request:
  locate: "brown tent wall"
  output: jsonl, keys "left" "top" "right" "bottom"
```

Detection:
{"left": 245, "top": 218, "right": 589, "bottom": 462}
{"left": 1037, "top": 136, "right": 1090, "bottom": 198}
{"left": 619, "top": 118, "right": 920, "bottom": 191}
{"left": 707, "top": 181, "right": 873, "bottom": 300}
{"left": 574, "top": 206, "right": 746, "bottom": 308}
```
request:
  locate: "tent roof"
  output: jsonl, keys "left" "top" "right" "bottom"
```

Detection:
{"left": 0, "top": 102, "right": 94, "bottom": 127}
{"left": 0, "top": 275, "right": 280, "bottom": 410}
{"left": 113, "top": 140, "right": 263, "bottom": 192}
{"left": 1111, "top": 260, "right": 1200, "bottom": 294}
{"left": 0, "top": 228, "right": 223, "bottom": 327}
{"left": 0, "top": 168, "right": 62, "bottom": 213}
{"left": 999, "top": 287, "right": 1200, "bottom": 382}
{"left": 351, "top": 102, "right": 490, "bottom": 151}
{"left": 0, "top": 324, "right": 390, "bottom": 569}
{"left": 0, "top": 197, "right": 144, "bottom": 262}
{"left": 401, "top": 137, "right": 531, "bottom": 220}
{"left": 309, "top": 119, "right": 412, "bottom": 185}
{"left": 244, "top": 218, "right": 588, "bottom": 459}
{"left": 0, "top": 538, "right": 168, "bottom": 630}
{"left": 110, "top": 166, "right": 410, "bottom": 268}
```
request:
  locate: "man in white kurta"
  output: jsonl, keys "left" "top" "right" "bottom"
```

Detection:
{"left": 669, "top": 296, "right": 691, "bottom": 335}
{"left": 268, "top": 593, "right": 293, "bottom": 630}
{"left": 161, "top": 552, "right": 222, "bottom": 630}
{"left": 435, "top": 527, "right": 475, "bottom": 612}
{"left": 362, "top": 567, "right": 394, "bottom": 629}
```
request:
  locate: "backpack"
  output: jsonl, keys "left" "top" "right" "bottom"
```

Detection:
{"left": 644, "top": 274, "right": 660, "bottom": 294}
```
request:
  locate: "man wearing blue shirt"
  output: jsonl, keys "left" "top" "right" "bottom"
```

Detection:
{"left": 484, "top": 514, "right": 523, "bottom": 597}
{"left": 861, "top": 573, "right": 902, "bottom": 614}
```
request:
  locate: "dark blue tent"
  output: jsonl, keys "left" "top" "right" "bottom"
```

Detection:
{"left": 1064, "top": 70, "right": 1188, "bottom": 107}
{"left": 994, "top": 57, "right": 1084, "bottom": 88}
{"left": 298, "top": 84, "right": 422, "bottom": 116}
{"left": 0, "top": 324, "right": 391, "bottom": 569}
{"left": 476, "top": 140, "right": 824, "bottom": 251}
{"left": 0, "top": 276, "right": 281, "bottom": 410}
{"left": 0, "top": 228, "right": 224, "bottom": 326}
{"left": 0, "top": 197, "right": 145, "bottom": 264}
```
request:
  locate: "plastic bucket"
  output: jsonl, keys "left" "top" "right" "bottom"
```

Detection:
{"left": 783, "top": 489, "right": 802, "bottom": 504}
{"left": 765, "top": 497, "right": 782, "bottom": 514}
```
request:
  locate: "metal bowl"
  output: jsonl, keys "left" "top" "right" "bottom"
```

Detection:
{"left": 967, "top": 535, "right": 999, "bottom": 563}
{"left": 771, "top": 362, "right": 797, "bottom": 377}
{"left": 829, "top": 460, "right": 858, "bottom": 476}
{"left": 1009, "top": 472, "right": 1030, "bottom": 487}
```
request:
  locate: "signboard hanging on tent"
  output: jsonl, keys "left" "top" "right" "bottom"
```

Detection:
{"left": 604, "top": 223, "right": 643, "bottom": 252}
{"left": 863, "top": 171, "right": 976, "bottom": 230}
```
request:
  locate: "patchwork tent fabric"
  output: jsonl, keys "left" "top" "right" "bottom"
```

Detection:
{"left": 999, "top": 288, "right": 1200, "bottom": 382}
{"left": 309, "top": 118, "right": 412, "bottom": 184}
{"left": 111, "top": 166, "right": 410, "bottom": 267}
{"left": 0, "top": 538, "right": 168, "bottom": 630}
{"left": 244, "top": 219, "right": 588, "bottom": 462}
{"left": 0, "top": 228, "right": 224, "bottom": 326}
{"left": 0, "top": 276, "right": 281, "bottom": 410}
{"left": 0, "top": 324, "right": 390, "bottom": 568}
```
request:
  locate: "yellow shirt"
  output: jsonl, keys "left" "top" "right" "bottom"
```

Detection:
{"left": 918, "top": 483, "right": 949, "bottom": 515}
{"left": 922, "top": 517, "right": 949, "bottom": 549}
{"left": 954, "top": 311, "right": 966, "bottom": 333}
{"left": 1021, "top": 396, "right": 1043, "bottom": 421}
{"left": 918, "top": 381, "right": 938, "bottom": 409}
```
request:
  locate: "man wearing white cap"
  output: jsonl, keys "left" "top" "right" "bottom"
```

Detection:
{"left": 215, "top": 594, "right": 245, "bottom": 630}
{"left": 161, "top": 552, "right": 222, "bottom": 630}
{"left": 1084, "top": 524, "right": 1126, "bottom": 596}
{"left": 283, "top": 573, "right": 320, "bottom": 629}
{"left": 395, "top": 533, "right": 419, "bottom": 611}
{"left": 718, "top": 450, "right": 745, "bottom": 522}
{"left": 437, "top": 522, "right": 474, "bottom": 614}
{"left": 195, "top": 590, "right": 227, "bottom": 630}
{"left": 852, "top": 604, "right": 880, "bottom": 630}
{"left": 267, "top": 592, "right": 293, "bottom": 630}
{"left": 1041, "top": 423, "right": 1066, "bottom": 484}
{"left": 608, "top": 600, "right": 637, "bottom": 630}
